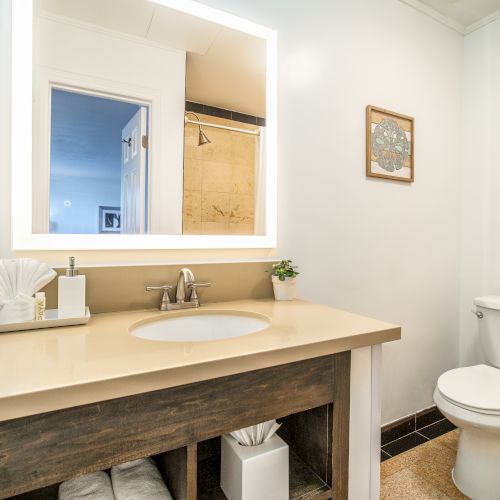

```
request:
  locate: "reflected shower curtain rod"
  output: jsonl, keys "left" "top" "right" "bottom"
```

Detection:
{"left": 184, "top": 118, "right": 260, "bottom": 136}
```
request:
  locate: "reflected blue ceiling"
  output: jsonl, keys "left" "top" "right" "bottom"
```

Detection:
{"left": 50, "top": 89, "right": 140, "bottom": 179}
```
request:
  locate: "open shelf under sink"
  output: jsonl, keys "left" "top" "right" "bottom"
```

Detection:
{"left": 197, "top": 448, "right": 332, "bottom": 500}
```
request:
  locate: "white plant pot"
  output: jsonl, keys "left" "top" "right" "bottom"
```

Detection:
{"left": 272, "top": 276, "right": 297, "bottom": 301}
{"left": 220, "top": 434, "right": 289, "bottom": 500}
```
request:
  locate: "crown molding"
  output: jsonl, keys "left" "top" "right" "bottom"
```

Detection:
{"left": 399, "top": 0, "right": 465, "bottom": 35}
{"left": 465, "top": 7, "right": 500, "bottom": 34}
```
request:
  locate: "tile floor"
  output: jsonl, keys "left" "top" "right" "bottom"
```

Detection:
{"left": 381, "top": 429, "right": 470, "bottom": 499}
{"left": 382, "top": 416, "right": 456, "bottom": 459}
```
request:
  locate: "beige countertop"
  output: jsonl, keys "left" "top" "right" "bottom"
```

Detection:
{"left": 0, "top": 299, "right": 400, "bottom": 421}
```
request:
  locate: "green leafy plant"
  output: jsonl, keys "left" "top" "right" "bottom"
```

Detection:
{"left": 271, "top": 260, "right": 299, "bottom": 282}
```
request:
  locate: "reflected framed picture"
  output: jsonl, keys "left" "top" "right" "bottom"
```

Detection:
{"left": 366, "top": 105, "right": 414, "bottom": 183}
{"left": 98, "top": 206, "right": 121, "bottom": 233}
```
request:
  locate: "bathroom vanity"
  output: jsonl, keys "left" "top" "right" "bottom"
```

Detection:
{"left": 3, "top": 0, "right": 400, "bottom": 496}
{"left": 0, "top": 300, "right": 400, "bottom": 500}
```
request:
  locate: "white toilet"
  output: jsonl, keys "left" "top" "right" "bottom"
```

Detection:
{"left": 434, "top": 296, "right": 500, "bottom": 500}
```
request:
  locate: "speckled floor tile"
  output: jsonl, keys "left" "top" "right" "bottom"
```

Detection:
{"left": 381, "top": 440, "right": 444, "bottom": 480}
{"left": 381, "top": 468, "right": 451, "bottom": 499}
{"left": 408, "top": 443, "right": 467, "bottom": 499}
{"left": 381, "top": 452, "right": 407, "bottom": 481}
{"left": 381, "top": 430, "right": 469, "bottom": 499}
{"left": 433, "top": 429, "right": 459, "bottom": 452}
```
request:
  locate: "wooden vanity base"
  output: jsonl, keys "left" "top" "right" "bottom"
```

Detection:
{"left": 0, "top": 352, "right": 351, "bottom": 500}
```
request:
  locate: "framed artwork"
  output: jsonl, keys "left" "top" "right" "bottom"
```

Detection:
{"left": 366, "top": 105, "right": 414, "bottom": 182}
{"left": 98, "top": 206, "right": 121, "bottom": 233}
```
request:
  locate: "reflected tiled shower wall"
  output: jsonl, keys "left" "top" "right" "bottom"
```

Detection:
{"left": 183, "top": 104, "right": 264, "bottom": 235}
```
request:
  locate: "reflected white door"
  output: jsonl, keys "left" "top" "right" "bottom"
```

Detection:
{"left": 121, "top": 107, "right": 147, "bottom": 234}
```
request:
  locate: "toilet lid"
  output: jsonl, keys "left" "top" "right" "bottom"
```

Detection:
{"left": 437, "top": 365, "right": 500, "bottom": 415}
{"left": 474, "top": 296, "right": 500, "bottom": 310}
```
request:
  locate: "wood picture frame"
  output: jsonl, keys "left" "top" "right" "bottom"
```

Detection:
{"left": 366, "top": 105, "right": 414, "bottom": 183}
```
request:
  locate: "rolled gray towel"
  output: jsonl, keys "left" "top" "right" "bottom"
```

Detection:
{"left": 111, "top": 457, "right": 173, "bottom": 500}
{"left": 59, "top": 471, "right": 115, "bottom": 500}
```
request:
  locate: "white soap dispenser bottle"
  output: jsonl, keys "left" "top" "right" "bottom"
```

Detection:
{"left": 58, "top": 257, "right": 86, "bottom": 318}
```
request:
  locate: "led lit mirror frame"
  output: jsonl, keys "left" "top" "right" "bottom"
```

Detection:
{"left": 11, "top": 0, "right": 277, "bottom": 250}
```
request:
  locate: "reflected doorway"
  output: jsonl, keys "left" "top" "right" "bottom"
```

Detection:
{"left": 49, "top": 88, "right": 149, "bottom": 234}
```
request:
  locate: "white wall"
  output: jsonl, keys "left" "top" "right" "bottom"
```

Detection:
{"left": 460, "top": 20, "right": 500, "bottom": 367}
{"left": 195, "top": 0, "right": 464, "bottom": 424}
{"left": 32, "top": 14, "right": 186, "bottom": 234}
{"left": 1, "top": 0, "right": 465, "bottom": 424}
{"left": 286, "top": 0, "right": 463, "bottom": 425}
{"left": 0, "top": 0, "right": 12, "bottom": 259}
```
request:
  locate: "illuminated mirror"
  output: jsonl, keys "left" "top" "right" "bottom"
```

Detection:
{"left": 11, "top": 0, "right": 277, "bottom": 249}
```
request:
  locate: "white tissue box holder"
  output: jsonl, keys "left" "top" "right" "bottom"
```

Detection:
{"left": 220, "top": 433, "right": 289, "bottom": 500}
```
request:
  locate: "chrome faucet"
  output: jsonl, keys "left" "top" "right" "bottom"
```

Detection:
{"left": 176, "top": 267, "right": 195, "bottom": 304}
{"left": 146, "top": 268, "right": 211, "bottom": 311}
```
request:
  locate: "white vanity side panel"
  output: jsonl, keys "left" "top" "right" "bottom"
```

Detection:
{"left": 349, "top": 345, "right": 381, "bottom": 500}
{"left": 32, "top": 16, "right": 186, "bottom": 234}
{"left": 370, "top": 344, "right": 382, "bottom": 500}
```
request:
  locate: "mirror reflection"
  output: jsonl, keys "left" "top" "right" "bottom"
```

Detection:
{"left": 32, "top": 0, "right": 267, "bottom": 236}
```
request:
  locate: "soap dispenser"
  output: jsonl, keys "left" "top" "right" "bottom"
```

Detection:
{"left": 58, "top": 257, "right": 86, "bottom": 318}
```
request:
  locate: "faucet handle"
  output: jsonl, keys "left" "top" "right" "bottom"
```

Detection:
{"left": 187, "top": 282, "right": 211, "bottom": 289}
{"left": 146, "top": 285, "right": 173, "bottom": 292}
{"left": 187, "top": 282, "right": 211, "bottom": 303}
{"left": 146, "top": 285, "right": 173, "bottom": 311}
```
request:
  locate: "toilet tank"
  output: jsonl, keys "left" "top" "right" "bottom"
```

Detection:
{"left": 474, "top": 296, "right": 500, "bottom": 368}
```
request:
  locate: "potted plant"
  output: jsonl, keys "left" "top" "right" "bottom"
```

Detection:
{"left": 271, "top": 260, "right": 299, "bottom": 301}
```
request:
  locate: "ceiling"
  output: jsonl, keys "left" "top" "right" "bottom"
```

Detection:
{"left": 417, "top": 0, "right": 500, "bottom": 30}
{"left": 36, "top": 0, "right": 266, "bottom": 117}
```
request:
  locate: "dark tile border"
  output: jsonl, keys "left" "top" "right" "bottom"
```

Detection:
{"left": 381, "top": 414, "right": 415, "bottom": 446}
{"left": 381, "top": 405, "right": 455, "bottom": 460}
{"left": 418, "top": 419, "right": 456, "bottom": 440}
{"left": 185, "top": 101, "right": 266, "bottom": 127}
{"left": 382, "top": 432, "right": 428, "bottom": 457}
{"left": 416, "top": 406, "right": 444, "bottom": 429}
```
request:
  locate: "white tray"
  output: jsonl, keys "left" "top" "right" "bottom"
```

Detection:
{"left": 0, "top": 307, "right": 91, "bottom": 333}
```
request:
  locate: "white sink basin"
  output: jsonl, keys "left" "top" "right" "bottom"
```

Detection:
{"left": 131, "top": 311, "right": 270, "bottom": 342}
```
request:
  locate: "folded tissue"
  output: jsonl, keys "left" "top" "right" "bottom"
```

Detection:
{"left": 0, "top": 258, "right": 57, "bottom": 324}
{"left": 221, "top": 420, "right": 289, "bottom": 500}
{"left": 229, "top": 420, "right": 281, "bottom": 446}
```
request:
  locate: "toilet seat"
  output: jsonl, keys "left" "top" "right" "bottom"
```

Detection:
{"left": 437, "top": 364, "right": 500, "bottom": 416}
